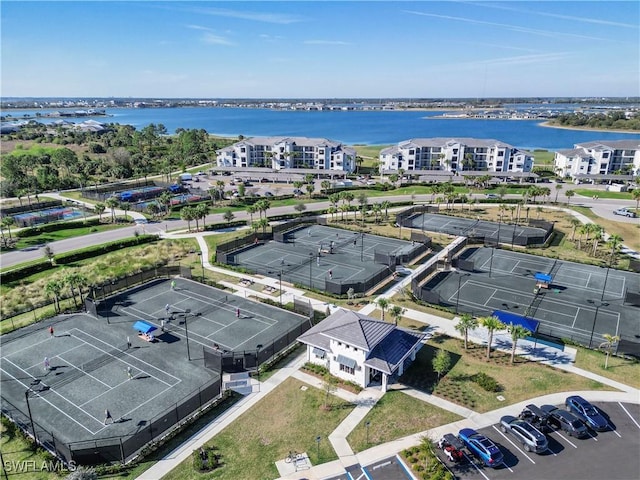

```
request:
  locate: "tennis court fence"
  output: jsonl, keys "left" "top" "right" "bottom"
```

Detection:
{"left": 1, "top": 375, "right": 223, "bottom": 466}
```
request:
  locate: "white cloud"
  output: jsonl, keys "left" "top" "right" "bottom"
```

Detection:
{"left": 201, "top": 33, "right": 235, "bottom": 46}
{"left": 403, "top": 10, "right": 611, "bottom": 42}
{"left": 191, "top": 7, "right": 306, "bottom": 25}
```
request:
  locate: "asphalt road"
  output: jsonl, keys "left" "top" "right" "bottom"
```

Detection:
{"left": 1, "top": 190, "right": 637, "bottom": 270}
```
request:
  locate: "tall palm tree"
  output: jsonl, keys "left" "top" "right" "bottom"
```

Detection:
{"left": 632, "top": 189, "right": 640, "bottom": 211}
{"left": 600, "top": 333, "right": 620, "bottom": 369}
{"left": 569, "top": 218, "right": 581, "bottom": 241}
{"left": 381, "top": 200, "right": 391, "bottom": 220}
{"left": 554, "top": 183, "right": 563, "bottom": 203}
{"left": 196, "top": 203, "right": 209, "bottom": 229}
{"left": 94, "top": 203, "right": 106, "bottom": 222}
{"left": 591, "top": 225, "right": 603, "bottom": 256}
{"left": 372, "top": 203, "right": 382, "bottom": 224}
{"left": 45, "top": 279, "right": 64, "bottom": 313}
{"left": 565, "top": 189, "right": 575, "bottom": 205}
{"left": 1, "top": 216, "right": 15, "bottom": 239}
{"left": 246, "top": 204, "right": 257, "bottom": 224}
{"left": 328, "top": 206, "right": 338, "bottom": 221}
{"left": 321, "top": 180, "right": 332, "bottom": 193}
{"left": 106, "top": 197, "right": 119, "bottom": 223}
{"left": 508, "top": 325, "right": 531, "bottom": 364}
{"left": 64, "top": 272, "right": 87, "bottom": 310}
{"left": 257, "top": 217, "right": 269, "bottom": 235}
{"left": 454, "top": 313, "right": 478, "bottom": 350}
{"left": 389, "top": 305, "right": 406, "bottom": 326}
{"left": 481, "top": 315, "right": 504, "bottom": 359}
{"left": 606, "top": 234, "right": 623, "bottom": 265}
{"left": 377, "top": 298, "right": 389, "bottom": 322}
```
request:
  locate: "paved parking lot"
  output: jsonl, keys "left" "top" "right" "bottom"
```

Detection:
{"left": 436, "top": 402, "right": 640, "bottom": 480}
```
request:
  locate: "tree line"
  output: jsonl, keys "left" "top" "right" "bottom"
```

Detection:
{"left": 548, "top": 111, "right": 640, "bottom": 131}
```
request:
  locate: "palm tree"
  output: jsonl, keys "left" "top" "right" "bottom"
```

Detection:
{"left": 181, "top": 205, "right": 196, "bottom": 231}
{"left": 223, "top": 209, "right": 235, "bottom": 223}
{"left": 121, "top": 201, "right": 131, "bottom": 221}
{"left": 339, "top": 203, "right": 350, "bottom": 222}
{"left": 45, "top": 279, "right": 64, "bottom": 313}
{"left": 554, "top": 184, "right": 563, "bottom": 203}
{"left": 321, "top": 180, "right": 332, "bottom": 193}
{"left": 328, "top": 193, "right": 340, "bottom": 207}
{"left": 454, "top": 313, "right": 478, "bottom": 350}
{"left": 106, "top": 197, "right": 119, "bottom": 223}
{"left": 372, "top": 203, "right": 382, "bottom": 224}
{"left": 64, "top": 272, "right": 87, "bottom": 310}
{"left": 565, "top": 189, "right": 575, "bottom": 205}
{"left": 508, "top": 325, "right": 531, "bottom": 364}
{"left": 246, "top": 204, "right": 257, "bottom": 224}
{"left": 158, "top": 191, "right": 172, "bottom": 215}
{"left": 381, "top": 200, "right": 391, "bottom": 220}
{"left": 591, "top": 225, "right": 603, "bottom": 256}
{"left": 305, "top": 183, "right": 315, "bottom": 199}
{"left": 389, "top": 305, "right": 406, "bottom": 326}
{"left": 94, "top": 203, "right": 106, "bottom": 222}
{"left": 1, "top": 216, "right": 15, "bottom": 240}
{"left": 196, "top": 203, "right": 209, "bottom": 230}
{"left": 257, "top": 217, "right": 269, "bottom": 235}
{"left": 377, "top": 298, "right": 389, "bottom": 322}
{"left": 600, "top": 333, "right": 620, "bottom": 369}
{"left": 481, "top": 315, "right": 505, "bottom": 359}
{"left": 569, "top": 218, "right": 581, "bottom": 241}
{"left": 632, "top": 189, "right": 640, "bottom": 212}
{"left": 328, "top": 205, "right": 338, "bottom": 221}
{"left": 606, "top": 234, "right": 623, "bottom": 265}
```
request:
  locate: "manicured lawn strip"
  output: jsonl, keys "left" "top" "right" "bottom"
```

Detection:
{"left": 163, "top": 378, "right": 355, "bottom": 480}
{"left": 573, "top": 346, "right": 640, "bottom": 389}
{"left": 347, "top": 391, "right": 462, "bottom": 453}
{"left": 0, "top": 419, "right": 66, "bottom": 480}
{"left": 10, "top": 222, "right": 127, "bottom": 250}
{"left": 401, "top": 335, "right": 614, "bottom": 413}
{"left": 573, "top": 189, "right": 633, "bottom": 200}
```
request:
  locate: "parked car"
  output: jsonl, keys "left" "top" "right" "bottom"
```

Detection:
{"left": 366, "top": 180, "right": 377, "bottom": 185}
{"left": 485, "top": 193, "right": 499, "bottom": 199}
{"left": 613, "top": 207, "right": 637, "bottom": 218}
{"left": 519, "top": 404, "right": 552, "bottom": 433}
{"left": 260, "top": 178, "right": 271, "bottom": 183}
{"left": 264, "top": 191, "right": 274, "bottom": 197}
{"left": 437, "top": 433, "right": 465, "bottom": 463}
{"left": 458, "top": 428, "right": 504, "bottom": 468}
{"left": 565, "top": 396, "right": 609, "bottom": 431}
{"left": 293, "top": 189, "right": 303, "bottom": 195}
{"left": 500, "top": 415, "right": 548, "bottom": 453}
{"left": 541, "top": 405, "right": 589, "bottom": 438}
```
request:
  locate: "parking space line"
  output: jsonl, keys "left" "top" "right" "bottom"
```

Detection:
{"left": 587, "top": 431, "right": 598, "bottom": 442}
{"left": 462, "top": 452, "right": 492, "bottom": 480}
{"left": 611, "top": 429, "right": 622, "bottom": 438}
{"left": 553, "top": 431, "right": 578, "bottom": 448}
{"left": 618, "top": 402, "right": 640, "bottom": 430}
{"left": 492, "top": 425, "right": 535, "bottom": 464}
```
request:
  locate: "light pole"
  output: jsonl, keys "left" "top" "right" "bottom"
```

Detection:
{"left": 197, "top": 252, "right": 205, "bottom": 283}
{"left": 587, "top": 300, "right": 609, "bottom": 348}
{"left": 361, "top": 233, "right": 365, "bottom": 262}
{"left": 256, "top": 344, "right": 263, "bottom": 389}
{"left": 309, "top": 253, "right": 313, "bottom": 288}
{"left": 315, "top": 435, "right": 321, "bottom": 460}
{"left": 365, "top": 421, "right": 371, "bottom": 445}
{"left": 24, "top": 389, "right": 37, "bottom": 442}
{"left": 184, "top": 308, "right": 192, "bottom": 361}
{"left": 456, "top": 272, "right": 470, "bottom": 314}
{"left": 600, "top": 263, "right": 610, "bottom": 302}
{"left": 489, "top": 218, "right": 502, "bottom": 278}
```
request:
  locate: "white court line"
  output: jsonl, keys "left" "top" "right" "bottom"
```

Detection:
{"left": 618, "top": 403, "right": 640, "bottom": 430}
{"left": 56, "top": 353, "right": 112, "bottom": 389}
{"left": 203, "top": 319, "right": 273, "bottom": 346}
{"left": 69, "top": 329, "right": 180, "bottom": 384}
{"left": 1, "top": 359, "right": 97, "bottom": 434}
{"left": 24, "top": 343, "right": 85, "bottom": 371}
{"left": 492, "top": 425, "right": 536, "bottom": 464}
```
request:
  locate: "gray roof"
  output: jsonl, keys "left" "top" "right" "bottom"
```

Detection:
{"left": 399, "top": 138, "right": 515, "bottom": 149}
{"left": 298, "top": 309, "right": 396, "bottom": 352}
{"left": 556, "top": 148, "right": 592, "bottom": 158}
{"left": 575, "top": 140, "right": 640, "bottom": 151}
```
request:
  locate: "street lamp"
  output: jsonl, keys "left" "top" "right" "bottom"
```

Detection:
{"left": 488, "top": 217, "right": 502, "bottom": 278}
{"left": 365, "top": 421, "right": 371, "bottom": 445}
{"left": 587, "top": 300, "right": 609, "bottom": 349}
{"left": 309, "top": 253, "right": 314, "bottom": 288}
{"left": 183, "top": 308, "right": 192, "bottom": 361}
{"left": 360, "top": 233, "right": 365, "bottom": 262}
{"left": 24, "top": 389, "right": 37, "bottom": 442}
{"left": 315, "top": 435, "right": 321, "bottom": 460}
{"left": 197, "top": 252, "right": 205, "bottom": 283}
{"left": 600, "top": 263, "right": 611, "bottom": 302}
{"left": 455, "top": 272, "right": 470, "bottom": 314}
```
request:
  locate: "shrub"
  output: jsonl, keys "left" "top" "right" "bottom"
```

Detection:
{"left": 472, "top": 372, "right": 501, "bottom": 392}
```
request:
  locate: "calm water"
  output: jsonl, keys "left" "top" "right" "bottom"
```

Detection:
{"left": 5, "top": 107, "right": 640, "bottom": 150}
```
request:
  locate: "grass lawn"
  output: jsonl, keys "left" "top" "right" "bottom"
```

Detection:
{"left": 573, "top": 346, "right": 640, "bottom": 389}
{"left": 346, "top": 391, "right": 462, "bottom": 453}
{"left": 400, "top": 335, "right": 615, "bottom": 413}
{"left": 8, "top": 222, "right": 127, "bottom": 250}
{"left": 0, "top": 420, "right": 66, "bottom": 480}
{"left": 163, "top": 378, "right": 355, "bottom": 480}
{"left": 571, "top": 206, "right": 640, "bottom": 252}
{"left": 573, "top": 189, "right": 633, "bottom": 200}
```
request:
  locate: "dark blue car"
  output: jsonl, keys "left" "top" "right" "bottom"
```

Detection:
{"left": 565, "top": 396, "right": 609, "bottom": 432}
{"left": 458, "top": 428, "right": 504, "bottom": 468}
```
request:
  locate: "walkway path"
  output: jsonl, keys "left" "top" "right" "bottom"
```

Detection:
{"left": 109, "top": 209, "right": 637, "bottom": 480}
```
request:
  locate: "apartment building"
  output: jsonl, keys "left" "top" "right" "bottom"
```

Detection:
{"left": 216, "top": 136, "right": 356, "bottom": 172}
{"left": 379, "top": 138, "right": 534, "bottom": 174}
{"left": 554, "top": 140, "right": 640, "bottom": 178}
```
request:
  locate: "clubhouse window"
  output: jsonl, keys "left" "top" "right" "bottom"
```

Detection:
{"left": 339, "top": 364, "right": 355, "bottom": 375}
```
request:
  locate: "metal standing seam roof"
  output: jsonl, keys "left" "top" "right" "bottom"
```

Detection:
{"left": 364, "top": 329, "right": 426, "bottom": 375}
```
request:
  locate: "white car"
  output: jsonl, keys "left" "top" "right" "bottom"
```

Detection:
{"left": 366, "top": 180, "right": 377, "bottom": 185}
{"left": 613, "top": 208, "right": 637, "bottom": 218}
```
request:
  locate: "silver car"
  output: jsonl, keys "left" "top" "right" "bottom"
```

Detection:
{"left": 500, "top": 415, "right": 548, "bottom": 453}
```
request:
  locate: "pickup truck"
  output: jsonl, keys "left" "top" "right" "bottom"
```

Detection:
{"left": 613, "top": 208, "right": 637, "bottom": 218}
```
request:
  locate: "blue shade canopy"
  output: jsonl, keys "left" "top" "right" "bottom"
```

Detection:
{"left": 133, "top": 320, "right": 157, "bottom": 334}
{"left": 491, "top": 310, "right": 539, "bottom": 333}
{"left": 534, "top": 273, "right": 552, "bottom": 283}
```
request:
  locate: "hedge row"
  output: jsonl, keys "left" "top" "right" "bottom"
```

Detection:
{"left": 1, "top": 234, "right": 159, "bottom": 284}
{"left": 16, "top": 218, "right": 101, "bottom": 238}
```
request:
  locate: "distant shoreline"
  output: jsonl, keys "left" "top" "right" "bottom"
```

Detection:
{"left": 538, "top": 121, "right": 640, "bottom": 134}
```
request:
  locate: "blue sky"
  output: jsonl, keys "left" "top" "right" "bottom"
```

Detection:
{"left": 2, "top": 1, "right": 638, "bottom": 98}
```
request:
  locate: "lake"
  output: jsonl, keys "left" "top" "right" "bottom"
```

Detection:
{"left": 5, "top": 107, "right": 640, "bottom": 150}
